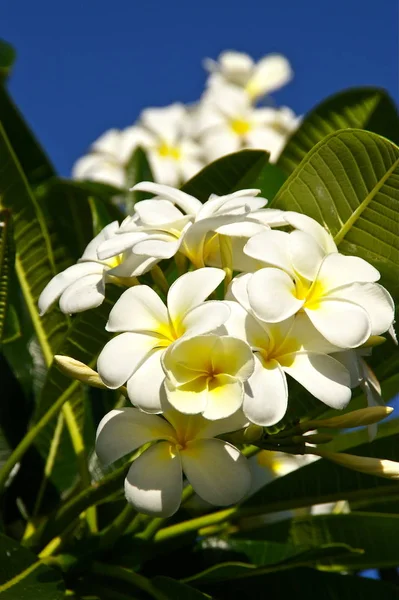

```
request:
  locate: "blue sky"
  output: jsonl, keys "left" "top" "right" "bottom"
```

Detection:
{"left": 3, "top": 0, "right": 398, "bottom": 176}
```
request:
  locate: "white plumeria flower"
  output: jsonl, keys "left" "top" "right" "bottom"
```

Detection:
{"left": 97, "top": 268, "right": 230, "bottom": 413}
{"left": 133, "top": 103, "right": 204, "bottom": 186}
{"left": 72, "top": 127, "right": 150, "bottom": 188}
{"left": 223, "top": 285, "right": 352, "bottom": 426}
{"left": 244, "top": 229, "right": 395, "bottom": 348}
{"left": 97, "top": 182, "right": 285, "bottom": 273}
{"left": 204, "top": 51, "right": 293, "bottom": 101}
{"left": 95, "top": 406, "right": 251, "bottom": 517}
{"left": 38, "top": 222, "right": 135, "bottom": 315}
{"left": 162, "top": 334, "right": 254, "bottom": 420}
{"left": 196, "top": 85, "right": 299, "bottom": 163}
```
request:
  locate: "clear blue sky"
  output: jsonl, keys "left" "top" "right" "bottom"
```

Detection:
{"left": 3, "top": 0, "right": 398, "bottom": 177}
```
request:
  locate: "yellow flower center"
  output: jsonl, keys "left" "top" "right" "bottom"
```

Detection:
{"left": 230, "top": 118, "right": 251, "bottom": 136}
{"left": 294, "top": 275, "right": 325, "bottom": 310}
{"left": 157, "top": 142, "right": 182, "bottom": 160}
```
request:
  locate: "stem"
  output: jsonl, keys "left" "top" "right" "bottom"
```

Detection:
{"left": 0, "top": 380, "right": 80, "bottom": 495}
{"left": 99, "top": 504, "right": 136, "bottom": 549}
{"left": 91, "top": 562, "right": 169, "bottom": 600}
{"left": 150, "top": 265, "right": 169, "bottom": 294}
{"left": 138, "top": 484, "right": 195, "bottom": 541}
{"left": 154, "top": 508, "right": 237, "bottom": 543}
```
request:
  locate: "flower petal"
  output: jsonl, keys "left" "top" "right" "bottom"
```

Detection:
{"left": 97, "top": 232, "right": 146, "bottom": 261}
{"left": 59, "top": 272, "right": 105, "bottom": 314}
{"left": 203, "top": 374, "right": 244, "bottom": 420}
{"left": 317, "top": 253, "right": 380, "bottom": 291}
{"left": 38, "top": 262, "right": 103, "bottom": 315}
{"left": 212, "top": 336, "right": 254, "bottom": 381}
{"left": 180, "top": 301, "right": 231, "bottom": 337}
{"left": 305, "top": 299, "right": 371, "bottom": 348}
{"left": 131, "top": 182, "right": 202, "bottom": 216}
{"left": 133, "top": 235, "right": 183, "bottom": 259}
{"left": 244, "top": 229, "right": 292, "bottom": 273}
{"left": 248, "top": 53, "right": 292, "bottom": 97}
{"left": 127, "top": 349, "right": 167, "bottom": 413}
{"left": 281, "top": 352, "right": 351, "bottom": 409}
{"left": 134, "top": 199, "right": 186, "bottom": 225}
{"left": 164, "top": 376, "right": 208, "bottom": 415}
{"left": 289, "top": 230, "right": 325, "bottom": 280}
{"left": 248, "top": 268, "right": 303, "bottom": 322}
{"left": 181, "top": 438, "right": 251, "bottom": 505}
{"left": 80, "top": 221, "right": 120, "bottom": 261}
{"left": 167, "top": 267, "right": 225, "bottom": 325}
{"left": 330, "top": 282, "right": 394, "bottom": 336}
{"left": 109, "top": 252, "right": 159, "bottom": 278}
{"left": 106, "top": 285, "right": 169, "bottom": 334}
{"left": 124, "top": 441, "right": 183, "bottom": 517}
{"left": 96, "top": 408, "right": 174, "bottom": 466}
{"left": 97, "top": 332, "right": 160, "bottom": 389}
{"left": 243, "top": 355, "right": 288, "bottom": 426}
{"left": 283, "top": 211, "right": 337, "bottom": 253}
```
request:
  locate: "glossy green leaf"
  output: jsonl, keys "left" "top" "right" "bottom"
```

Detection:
{"left": 241, "top": 433, "right": 399, "bottom": 513}
{"left": 0, "top": 40, "right": 16, "bottom": 78}
{"left": 153, "top": 576, "right": 211, "bottom": 599}
{"left": 204, "top": 567, "right": 399, "bottom": 600}
{"left": 256, "top": 512, "right": 399, "bottom": 569}
{"left": 278, "top": 87, "right": 399, "bottom": 174}
{"left": 0, "top": 209, "right": 15, "bottom": 341}
{"left": 125, "top": 146, "right": 154, "bottom": 211}
{"left": 33, "top": 285, "right": 121, "bottom": 491}
{"left": 0, "top": 121, "right": 68, "bottom": 365}
{"left": 181, "top": 150, "right": 270, "bottom": 201}
{"left": 272, "top": 129, "right": 399, "bottom": 300}
{"left": 0, "top": 533, "right": 65, "bottom": 598}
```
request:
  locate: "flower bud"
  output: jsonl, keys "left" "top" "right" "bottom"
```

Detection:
{"left": 314, "top": 449, "right": 399, "bottom": 480}
{"left": 54, "top": 355, "right": 107, "bottom": 389}
{"left": 304, "top": 406, "right": 393, "bottom": 431}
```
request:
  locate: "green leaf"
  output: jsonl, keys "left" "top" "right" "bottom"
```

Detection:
{"left": 125, "top": 146, "right": 154, "bottom": 212}
{"left": 33, "top": 286, "right": 121, "bottom": 491}
{"left": 0, "top": 40, "right": 16, "bottom": 79}
{"left": 248, "top": 162, "right": 287, "bottom": 202}
{"left": 153, "top": 576, "right": 212, "bottom": 599}
{"left": 181, "top": 150, "right": 270, "bottom": 202}
{"left": 0, "top": 121, "right": 68, "bottom": 365}
{"left": 241, "top": 433, "right": 399, "bottom": 513}
{"left": 0, "top": 209, "right": 16, "bottom": 341}
{"left": 0, "top": 532, "right": 65, "bottom": 598}
{"left": 272, "top": 129, "right": 399, "bottom": 301}
{"left": 278, "top": 87, "right": 399, "bottom": 174}
{"left": 256, "top": 512, "right": 399, "bottom": 569}
{"left": 204, "top": 567, "right": 399, "bottom": 600}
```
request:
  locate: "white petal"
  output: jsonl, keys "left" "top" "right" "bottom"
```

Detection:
{"left": 283, "top": 211, "right": 337, "bottom": 253}
{"left": 164, "top": 376, "right": 208, "bottom": 415}
{"left": 96, "top": 408, "right": 174, "bottom": 466}
{"left": 127, "top": 349, "right": 167, "bottom": 413}
{"left": 289, "top": 230, "right": 325, "bottom": 280}
{"left": 106, "top": 285, "right": 169, "bottom": 333}
{"left": 167, "top": 268, "right": 225, "bottom": 325}
{"left": 305, "top": 299, "right": 371, "bottom": 348}
{"left": 131, "top": 182, "right": 202, "bottom": 216}
{"left": 227, "top": 273, "right": 252, "bottom": 311}
{"left": 97, "top": 332, "right": 160, "bottom": 389}
{"left": 134, "top": 199, "right": 186, "bottom": 225}
{"left": 289, "top": 313, "right": 342, "bottom": 354}
{"left": 282, "top": 352, "right": 352, "bottom": 409}
{"left": 80, "top": 221, "right": 120, "bottom": 261}
{"left": 141, "top": 103, "right": 186, "bottom": 143}
{"left": 133, "top": 235, "right": 182, "bottom": 259}
{"left": 195, "top": 409, "right": 249, "bottom": 439}
{"left": 125, "top": 441, "right": 183, "bottom": 517}
{"left": 38, "top": 262, "right": 103, "bottom": 315}
{"left": 330, "top": 283, "right": 395, "bottom": 336}
{"left": 109, "top": 252, "right": 159, "bottom": 278}
{"left": 214, "top": 220, "right": 267, "bottom": 237}
{"left": 181, "top": 439, "right": 251, "bottom": 506}
{"left": 91, "top": 129, "right": 123, "bottom": 156}
{"left": 180, "top": 301, "right": 231, "bottom": 337}
{"left": 59, "top": 272, "right": 105, "bottom": 314}
{"left": 148, "top": 154, "right": 181, "bottom": 188}
{"left": 317, "top": 253, "right": 380, "bottom": 291}
{"left": 218, "top": 51, "right": 254, "bottom": 85}
{"left": 244, "top": 230, "right": 293, "bottom": 273}
{"left": 203, "top": 374, "right": 244, "bottom": 420}
{"left": 201, "top": 129, "right": 240, "bottom": 162}
{"left": 97, "top": 232, "right": 147, "bottom": 260}
{"left": 248, "top": 268, "right": 303, "bottom": 322}
{"left": 248, "top": 54, "right": 292, "bottom": 97}
{"left": 243, "top": 355, "right": 288, "bottom": 426}
{"left": 223, "top": 299, "right": 269, "bottom": 348}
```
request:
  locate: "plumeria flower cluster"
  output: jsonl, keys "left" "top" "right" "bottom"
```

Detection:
{"left": 73, "top": 50, "right": 298, "bottom": 190}
{"left": 40, "top": 183, "right": 395, "bottom": 518}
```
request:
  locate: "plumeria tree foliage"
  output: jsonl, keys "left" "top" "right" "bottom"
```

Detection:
{"left": 0, "top": 38, "right": 399, "bottom": 599}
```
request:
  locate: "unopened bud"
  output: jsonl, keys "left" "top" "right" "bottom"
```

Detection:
{"left": 314, "top": 449, "right": 399, "bottom": 480}
{"left": 54, "top": 355, "right": 107, "bottom": 389}
{"left": 243, "top": 424, "right": 263, "bottom": 443}
{"left": 303, "top": 406, "right": 393, "bottom": 431}
{"left": 362, "top": 335, "right": 386, "bottom": 348}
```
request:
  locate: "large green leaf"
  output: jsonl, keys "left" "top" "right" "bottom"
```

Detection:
{"left": 181, "top": 150, "right": 270, "bottom": 201}
{"left": 0, "top": 533, "right": 65, "bottom": 598}
{"left": 255, "top": 512, "right": 399, "bottom": 570}
{"left": 33, "top": 285, "right": 121, "bottom": 491}
{"left": 153, "top": 577, "right": 211, "bottom": 599}
{"left": 241, "top": 433, "right": 399, "bottom": 513}
{"left": 0, "top": 209, "right": 15, "bottom": 341}
{"left": 278, "top": 87, "right": 399, "bottom": 174}
{"left": 125, "top": 146, "right": 154, "bottom": 212}
{"left": 272, "top": 129, "right": 399, "bottom": 300}
{"left": 203, "top": 567, "right": 399, "bottom": 600}
{"left": 0, "top": 121, "right": 68, "bottom": 365}
{"left": 0, "top": 40, "right": 16, "bottom": 79}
